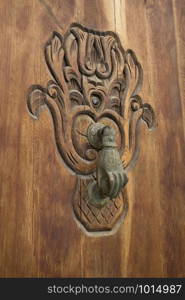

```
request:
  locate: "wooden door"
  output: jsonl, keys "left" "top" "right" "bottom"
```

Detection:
{"left": 0, "top": 0, "right": 185, "bottom": 278}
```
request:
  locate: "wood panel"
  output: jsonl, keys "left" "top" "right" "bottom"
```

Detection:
{"left": 0, "top": 0, "right": 185, "bottom": 277}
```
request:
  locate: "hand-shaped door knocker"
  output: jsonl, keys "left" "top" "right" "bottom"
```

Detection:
{"left": 27, "top": 23, "right": 156, "bottom": 234}
{"left": 87, "top": 123, "right": 128, "bottom": 208}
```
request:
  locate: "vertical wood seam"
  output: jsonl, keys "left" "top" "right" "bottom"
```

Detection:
{"left": 172, "top": 0, "right": 185, "bottom": 141}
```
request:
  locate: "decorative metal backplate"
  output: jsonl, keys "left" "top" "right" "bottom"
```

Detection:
{"left": 27, "top": 23, "right": 155, "bottom": 235}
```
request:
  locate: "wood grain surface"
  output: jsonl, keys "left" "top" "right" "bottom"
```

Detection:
{"left": 0, "top": 0, "right": 185, "bottom": 277}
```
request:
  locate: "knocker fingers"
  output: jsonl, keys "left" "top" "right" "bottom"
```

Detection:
{"left": 108, "top": 172, "right": 121, "bottom": 199}
{"left": 107, "top": 172, "right": 115, "bottom": 199}
{"left": 107, "top": 171, "right": 128, "bottom": 199}
{"left": 112, "top": 172, "right": 121, "bottom": 199}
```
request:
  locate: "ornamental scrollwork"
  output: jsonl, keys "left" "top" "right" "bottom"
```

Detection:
{"left": 27, "top": 23, "right": 155, "bottom": 234}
